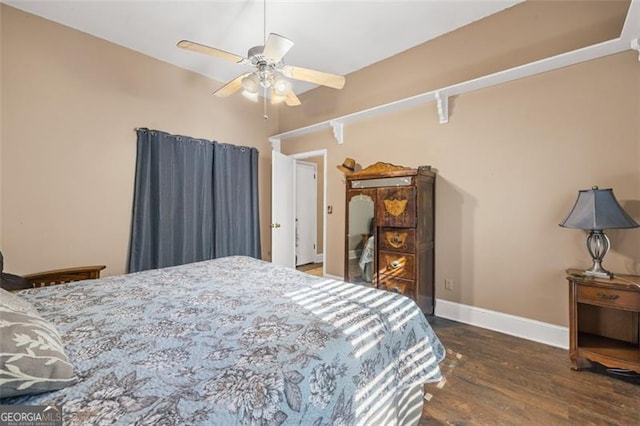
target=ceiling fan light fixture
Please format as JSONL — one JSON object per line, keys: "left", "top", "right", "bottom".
{"left": 258, "top": 71, "right": 272, "bottom": 88}
{"left": 271, "top": 94, "right": 286, "bottom": 105}
{"left": 241, "top": 90, "right": 259, "bottom": 102}
{"left": 273, "top": 78, "right": 291, "bottom": 96}
{"left": 241, "top": 74, "right": 260, "bottom": 94}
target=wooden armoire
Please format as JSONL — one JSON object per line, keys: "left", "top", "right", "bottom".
{"left": 344, "top": 162, "right": 435, "bottom": 314}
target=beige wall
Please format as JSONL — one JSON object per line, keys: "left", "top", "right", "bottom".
{"left": 280, "top": 1, "right": 640, "bottom": 327}
{"left": 0, "top": 5, "right": 277, "bottom": 276}
{"left": 2, "top": 2, "right": 638, "bottom": 330}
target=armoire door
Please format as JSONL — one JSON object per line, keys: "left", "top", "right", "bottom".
{"left": 345, "top": 188, "right": 376, "bottom": 284}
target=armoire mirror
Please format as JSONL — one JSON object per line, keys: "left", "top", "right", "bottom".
{"left": 346, "top": 193, "right": 375, "bottom": 284}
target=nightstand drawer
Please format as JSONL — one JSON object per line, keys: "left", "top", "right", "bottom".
{"left": 378, "top": 251, "right": 415, "bottom": 280}
{"left": 577, "top": 285, "right": 640, "bottom": 310}
{"left": 378, "top": 228, "right": 415, "bottom": 252}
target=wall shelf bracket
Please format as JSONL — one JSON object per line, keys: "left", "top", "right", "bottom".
{"left": 269, "top": 137, "right": 281, "bottom": 152}
{"left": 631, "top": 38, "right": 640, "bottom": 61}
{"left": 329, "top": 120, "right": 344, "bottom": 144}
{"left": 435, "top": 91, "right": 449, "bottom": 124}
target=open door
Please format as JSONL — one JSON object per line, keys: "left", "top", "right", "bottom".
{"left": 271, "top": 150, "right": 296, "bottom": 268}
{"left": 295, "top": 161, "right": 317, "bottom": 266}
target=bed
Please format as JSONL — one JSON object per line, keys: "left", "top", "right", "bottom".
{"left": 1, "top": 256, "right": 445, "bottom": 425}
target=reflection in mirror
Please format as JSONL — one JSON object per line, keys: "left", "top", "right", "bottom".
{"left": 347, "top": 194, "right": 375, "bottom": 284}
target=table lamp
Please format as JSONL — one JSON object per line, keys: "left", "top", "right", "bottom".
{"left": 559, "top": 186, "right": 638, "bottom": 279}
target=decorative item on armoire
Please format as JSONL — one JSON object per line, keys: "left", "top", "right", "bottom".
{"left": 336, "top": 157, "right": 357, "bottom": 175}
{"left": 559, "top": 186, "right": 639, "bottom": 279}
{"left": 343, "top": 162, "right": 436, "bottom": 314}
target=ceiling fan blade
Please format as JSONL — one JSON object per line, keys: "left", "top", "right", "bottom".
{"left": 213, "top": 73, "right": 252, "bottom": 97}
{"left": 285, "top": 91, "right": 301, "bottom": 107}
{"left": 262, "top": 33, "right": 294, "bottom": 62}
{"left": 282, "top": 65, "right": 345, "bottom": 90}
{"left": 177, "top": 40, "right": 244, "bottom": 63}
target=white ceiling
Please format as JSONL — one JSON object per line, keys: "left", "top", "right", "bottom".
{"left": 4, "top": 0, "right": 523, "bottom": 93}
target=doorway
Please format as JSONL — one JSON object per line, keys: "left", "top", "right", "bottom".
{"left": 291, "top": 150, "right": 327, "bottom": 277}
{"left": 271, "top": 148, "right": 327, "bottom": 275}
{"left": 295, "top": 161, "right": 317, "bottom": 266}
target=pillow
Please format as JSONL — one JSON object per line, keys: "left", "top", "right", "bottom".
{"left": 0, "top": 272, "right": 31, "bottom": 291}
{"left": 0, "top": 251, "right": 31, "bottom": 291}
{"left": 0, "top": 288, "right": 38, "bottom": 315}
{"left": 0, "top": 293, "right": 77, "bottom": 399}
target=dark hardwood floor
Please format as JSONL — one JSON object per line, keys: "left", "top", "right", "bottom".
{"left": 421, "top": 317, "right": 640, "bottom": 425}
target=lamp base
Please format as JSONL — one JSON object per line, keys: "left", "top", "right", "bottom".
{"left": 583, "top": 268, "right": 613, "bottom": 279}
{"left": 584, "top": 231, "right": 614, "bottom": 279}
{"left": 584, "top": 266, "right": 613, "bottom": 280}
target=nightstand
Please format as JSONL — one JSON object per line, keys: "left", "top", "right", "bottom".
{"left": 566, "top": 269, "right": 640, "bottom": 373}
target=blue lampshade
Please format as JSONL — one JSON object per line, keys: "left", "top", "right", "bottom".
{"left": 559, "top": 186, "right": 638, "bottom": 230}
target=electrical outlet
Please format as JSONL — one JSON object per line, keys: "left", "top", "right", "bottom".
{"left": 444, "top": 278, "right": 453, "bottom": 291}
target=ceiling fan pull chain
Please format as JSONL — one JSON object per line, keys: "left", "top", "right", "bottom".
{"left": 263, "top": 87, "right": 268, "bottom": 120}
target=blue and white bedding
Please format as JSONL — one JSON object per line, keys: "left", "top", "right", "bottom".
{"left": 5, "top": 256, "right": 445, "bottom": 425}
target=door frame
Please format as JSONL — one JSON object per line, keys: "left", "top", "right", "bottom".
{"left": 290, "top": 149, "right": 327, "bottom": 277}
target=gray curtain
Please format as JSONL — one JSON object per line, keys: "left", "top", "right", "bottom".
{"left": 128, "top": 129, "right": 261, "bottom": 273}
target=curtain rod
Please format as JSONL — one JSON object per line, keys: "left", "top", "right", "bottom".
{"left": 132, "top": 128, "right": 259, "bottom": 152}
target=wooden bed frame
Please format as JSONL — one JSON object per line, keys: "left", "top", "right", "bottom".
{"left": 23, "top": 265, "right": 106, "bottom": 288}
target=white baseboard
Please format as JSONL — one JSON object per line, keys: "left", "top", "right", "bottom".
{"left": 435, "top": 299, "right": 569, "bottom": 349}
{"left": 315, "top": 253, "right": 324, "bottom": 263}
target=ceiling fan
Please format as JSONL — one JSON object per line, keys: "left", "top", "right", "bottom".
{"left": 177, "top": 33, "right": 346, "bottom": 106}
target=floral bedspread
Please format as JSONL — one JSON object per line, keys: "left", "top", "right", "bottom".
{"left": 5, "top": 256, "right": 445, "bottom": 425}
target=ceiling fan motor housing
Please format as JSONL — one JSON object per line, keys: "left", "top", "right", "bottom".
{"left": 248, "top": 45, "right": 264, "bottom": 60}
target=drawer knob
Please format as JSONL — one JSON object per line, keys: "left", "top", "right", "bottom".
{"left": 389, "top": 260, "right": 402, "bottom": 269}
{"left": 386, "top": 232, "right": 408, "bottom": 249}
{"left": 596, "top": 292, "right": 619, "bottom": 301}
